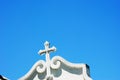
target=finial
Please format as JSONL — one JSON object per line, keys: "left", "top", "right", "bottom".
{"left": 38, "top": 41, "right": 56, "bottom": 78}
{"left": 44, "top": 41, "right": 50, "bottom": 46}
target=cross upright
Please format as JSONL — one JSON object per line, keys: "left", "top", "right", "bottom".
{"left": 38, "top": 41, "right": 56, "bottom": 78}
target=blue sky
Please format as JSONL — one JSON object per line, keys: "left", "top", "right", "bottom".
{"left": 0, "top": 0, "right": 120, "bottom": 80}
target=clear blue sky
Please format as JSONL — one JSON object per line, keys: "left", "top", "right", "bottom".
{"left": 0, "top": 0, "right": 120, "bottom": 80}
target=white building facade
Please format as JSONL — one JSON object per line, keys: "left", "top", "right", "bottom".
{"left": 20, "top": 41, "right": 92, "bottom": 80}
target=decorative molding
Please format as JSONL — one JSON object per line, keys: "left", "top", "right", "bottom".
{"left": 51, "top": 56, "right": 92, "bottom": 80}
{"left": 19, "top": 41, "right": 92, "bottom": 80}
{"left": 19, "top": 56, "right": 92, "bottom": 80}
{"left": 19, "top": 60, "right": 46, "bottom": 80}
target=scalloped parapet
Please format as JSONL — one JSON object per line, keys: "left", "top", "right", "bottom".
{"left": 19, "top": 56, "right": 92, "bottom": 80}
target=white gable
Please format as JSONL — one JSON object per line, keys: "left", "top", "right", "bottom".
{"left": 19, "top": 56, "right": 92, "bottom": 80}
{"left": 19, "top": 41, "right": 92, "bottom": 80}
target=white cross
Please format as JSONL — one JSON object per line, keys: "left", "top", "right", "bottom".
{"left": 38, "top": 41, "right": 56, "bottom": 78}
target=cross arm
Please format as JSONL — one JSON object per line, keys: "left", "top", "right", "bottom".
{"left": 38, "top": 50, "right": 46, "bottom": 55}
{"left": 38, "top": 46, "right": 56, "bottom": 55}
